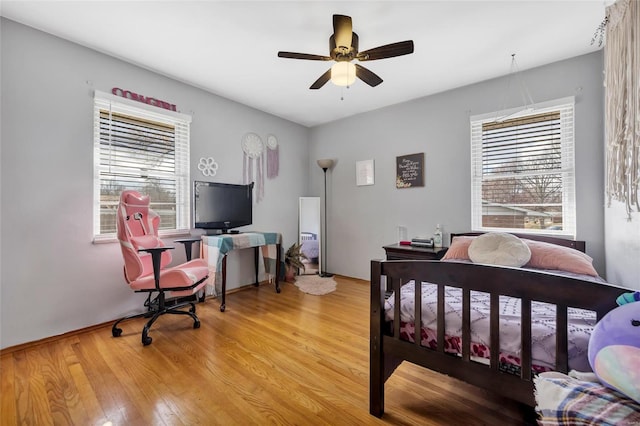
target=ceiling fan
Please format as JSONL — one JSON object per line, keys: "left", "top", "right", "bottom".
{"left": 277, "top": 14, "right": 414, "bottom": 90}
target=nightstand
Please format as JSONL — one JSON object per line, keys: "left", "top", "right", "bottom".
{"left": 382, "top": 243, "right": 448, "bottom": 261}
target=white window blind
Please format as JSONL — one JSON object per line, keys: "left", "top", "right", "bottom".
{"left": 470, "top": 98, "right": 576, "bottom": 237}
{"left": 93, "top": 91, "right": 191, "bottom": 241}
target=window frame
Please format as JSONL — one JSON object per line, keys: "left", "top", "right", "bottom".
{"left": 470, "top": 97, "right": 576, "bottom": 237}
{"left": 92, "top": 90, "right": 192, "bottom": 242}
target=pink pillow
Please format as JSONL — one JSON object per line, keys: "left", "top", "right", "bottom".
{"left": 130, "top": 235, "right": 162, "bottom": 251}
{"left": 523, "top": 239, "right": 598, "bottom": 276}
{"left": 441, "top": 236, "right": 475, "bottom": 261}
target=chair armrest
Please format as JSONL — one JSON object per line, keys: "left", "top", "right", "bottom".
{"left": 139, "top": 247, "right": 175, "bottom": 290}
{"left": 174, "top": 237, "right": 202, "bottom": 261}
{"left": 138, "top": 247, "right": 175, "bottom": 254}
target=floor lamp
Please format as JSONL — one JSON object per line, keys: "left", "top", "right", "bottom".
{"left": 317, "top": 159, "right": 334, "bottom": 278}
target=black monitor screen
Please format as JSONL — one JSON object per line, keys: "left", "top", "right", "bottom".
{"left": 193, "top": 181, "right": 253, "bottom": 232}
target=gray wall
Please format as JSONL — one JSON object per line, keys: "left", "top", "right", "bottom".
{"left": 605, "top": 202, "right": 640, "bottom": 289}
{"left": 0, "top": 19, "right": 309, "bottom": 349}
{"left": 310, "top": 51, "right": 606, "bottom": 281}
{"left": 1, "top": 18, "right": 623, "bottom": 350}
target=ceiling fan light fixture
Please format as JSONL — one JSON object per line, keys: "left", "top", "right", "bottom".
{"left": 330, "top": 62, "right": 356, "bottom": 86}
{"left": 278, "top": 14, "right": 413, "bottom": 90}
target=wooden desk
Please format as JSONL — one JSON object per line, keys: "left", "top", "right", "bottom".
{"left": 201, "top": 232, "right": 281, "bottom": 312}
{"left": 383, "top": 243, "right": 448, "bottom": 261}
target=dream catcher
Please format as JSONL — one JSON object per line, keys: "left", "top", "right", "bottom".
{"left": 242, "top": 132, "right": 264, "bottom": 202}
{"left": 266, "top": 134, "right": 279, "bottom": 179}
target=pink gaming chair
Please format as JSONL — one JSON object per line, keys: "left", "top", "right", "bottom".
{"left": 112, "top": 190, "right": 209, "bottom": 345}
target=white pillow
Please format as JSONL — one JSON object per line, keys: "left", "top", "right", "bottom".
{"left": 468, "top": 233, "right": 531, "bottom": 267}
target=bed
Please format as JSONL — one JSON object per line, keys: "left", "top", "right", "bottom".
{"left": 370, "top": 232, "right": 629, "bottom": 417}
{"left": 300, "top": 232, "right": 319, "bottom": 263}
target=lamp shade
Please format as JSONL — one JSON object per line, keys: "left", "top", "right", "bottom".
{"left": 330, "top": 62, "right": 356, "bottom": 87}
{"left": 317, "top": 159, "right": 334, "bottom": 170}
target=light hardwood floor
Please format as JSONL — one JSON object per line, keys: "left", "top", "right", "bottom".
{"left": 1, "top": 276, "right": 535, "bottom": 425}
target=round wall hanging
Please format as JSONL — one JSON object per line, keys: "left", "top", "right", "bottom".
{"left": 266, "top": 134, "right": 278, "bottom": 150}
{"left": 241, "top": 132, "right": 264, "bottom": 159}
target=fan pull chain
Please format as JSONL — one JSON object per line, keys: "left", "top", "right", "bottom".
{"left": 341, "top": 63, "right": 353, "bottom": 100}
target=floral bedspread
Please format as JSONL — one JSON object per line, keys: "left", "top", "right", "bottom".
{"left": 384, "top": 281, "right": 598, "bottom": 371}
{"left": 301, "top": 239, "right": 319, "bottom": 261}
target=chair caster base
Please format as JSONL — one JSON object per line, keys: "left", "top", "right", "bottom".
{"left": 112, "top": 297, "right": 204, "bottom": 345}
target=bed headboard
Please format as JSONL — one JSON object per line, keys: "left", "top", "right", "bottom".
{"left": 300, "top": 232, "right": 317, "bottom": 241}
{"left": 450, "top": 232, "right": 586, "bottom": 253}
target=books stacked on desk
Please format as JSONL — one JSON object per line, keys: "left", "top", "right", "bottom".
{"left": 410, "top": 237, "right": 434, "bottom": 248}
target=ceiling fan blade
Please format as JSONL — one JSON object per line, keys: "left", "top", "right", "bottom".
{"left": 278, "top": 51, "right": 332, "bottom": 61}
{"left": 333, "top": 14, "right": 353, "bottom": 49}
{"left": 355, "top": 64, "right": 383, "bottom": 87}
{"left": 356, "top": 40, "right": 414, "bottom": 61}
{"left": 310, "top": 69, "right": 332, "bottom": 89}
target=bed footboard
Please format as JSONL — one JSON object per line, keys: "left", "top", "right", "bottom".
{"left": 369, "top": 259, "right": 627, "bottom": 417}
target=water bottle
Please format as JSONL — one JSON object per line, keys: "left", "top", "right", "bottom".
{"left": 434, "top": 224, "right": 443, "bottom": 248}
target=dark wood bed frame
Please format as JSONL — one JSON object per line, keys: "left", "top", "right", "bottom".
{"left": 370, "top": 232, "right": 629, "bottom": 417}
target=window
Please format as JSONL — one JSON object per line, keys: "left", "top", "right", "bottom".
{"left": 93, "top": 91, "right": 191, "bottom": 241}
{"left": 470, "top": 97, "right": 575, "bottom": 236}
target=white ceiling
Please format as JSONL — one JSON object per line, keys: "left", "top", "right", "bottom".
{"left": 1, "top": 1, "right": 607, "bottom": 127}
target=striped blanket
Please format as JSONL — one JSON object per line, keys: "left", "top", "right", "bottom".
{"left": 200, "top": 232, "right": 281, "bottom": 296}
{"left": 535, "top": 371, "right": 640, "bottom": 425}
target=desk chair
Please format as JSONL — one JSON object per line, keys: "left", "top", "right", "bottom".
{"left": 112, "top": 190, "right": 208, "bottom": 345}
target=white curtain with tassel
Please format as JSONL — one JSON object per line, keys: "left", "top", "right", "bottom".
{"left": 605, "top": 0, "right": 640, "bottom": 219}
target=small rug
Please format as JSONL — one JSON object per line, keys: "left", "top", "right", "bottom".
{"left": 294, "top": 275, "right": 337, "bottom": 295}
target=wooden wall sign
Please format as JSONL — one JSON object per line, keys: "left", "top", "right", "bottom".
{"left": 396, "top": 153, "right": 424, "bottom": 188}
{"left": 111, "top": 87, "right": 177, "bottom": 111}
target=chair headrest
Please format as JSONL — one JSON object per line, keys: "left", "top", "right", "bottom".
{"left": 120, "top": 190, "right": 150, "bottom": 214}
